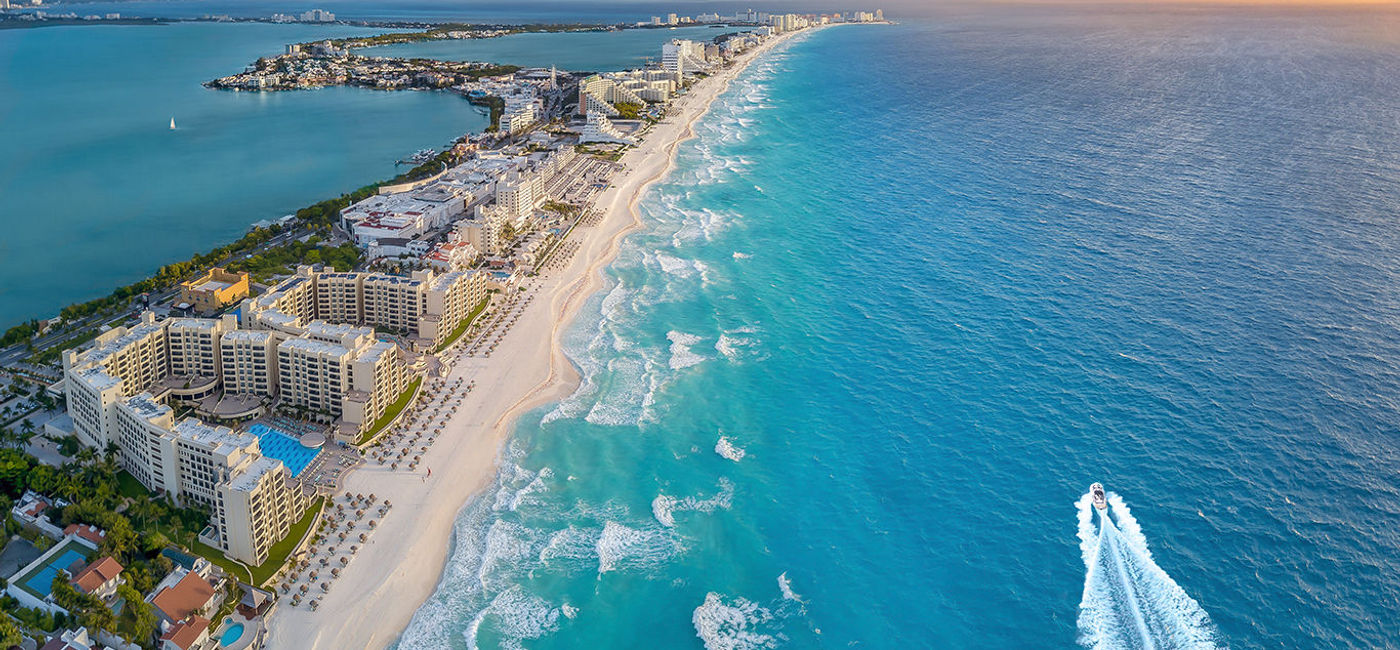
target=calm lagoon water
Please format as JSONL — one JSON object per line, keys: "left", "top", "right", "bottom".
{"left": 0, "top": 22, "right": 488, "bottom": 327}
{"left": 363, "top": 25, "right": 737, "bottom": 71}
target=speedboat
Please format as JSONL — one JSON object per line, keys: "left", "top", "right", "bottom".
{"left": 1091, "top": 482, "right": 1107, "bottom": 511}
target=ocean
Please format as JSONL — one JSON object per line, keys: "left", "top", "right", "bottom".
{"left": 397, "top": 8, "right": 1400, "bottom": 650}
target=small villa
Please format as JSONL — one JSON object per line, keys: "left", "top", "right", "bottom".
{"left": 69, "top": 556, "right": 124, "bottom": 600}
{"left": 159, "top": 614, "right": 212, "bottom": 650}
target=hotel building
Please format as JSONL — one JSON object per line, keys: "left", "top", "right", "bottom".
{"left": 177, "top": 267, "right": 250, "bottom": 315}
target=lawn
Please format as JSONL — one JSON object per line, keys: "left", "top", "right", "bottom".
{"left": 114, "top": 471, "right": 147, "bottom": 500}
{"left": 431, "top": 298, "right": 489, "bottom": 354}
{"left": 191, "top": 496, "right": 325, "bottom": 587}
{"left": 356, "top": 378, "right": 422, "bottom": 446}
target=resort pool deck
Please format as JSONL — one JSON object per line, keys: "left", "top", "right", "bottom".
{"left": 246, "top": 424, "right": 321, "bottom": 477}
{"left": 220, "top": 621, "right": 245, "bottom": 646}
{"left": 213, "top": 614, "right": 259, "bottom": 650}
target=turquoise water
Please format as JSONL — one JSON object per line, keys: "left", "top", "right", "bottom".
{"left": 219, "top": 621, "right": 245, "bottom": 646}
{"left": 399, "top": 9, "right": 1400, "bottom": 650}
{"left": 364, "top": 26, "right": 738, "bottom": 71}
{"left": 247, "top": 424, "right": 320, "bottom": 476}
{"left": 23, "top": 547, "right": 89, "bottom": 597}
{"left": 0, "top": 22, "right": 488, "bottom": 329}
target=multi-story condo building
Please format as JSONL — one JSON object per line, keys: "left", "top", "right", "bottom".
{"left": 220, "top": 330, "right": 279, "bottom": 397}
{"left": 315, "top": 271, "right": 364, "bottom": 325}
{"left": 494, "top": 170, "right": 545, "bottom": 221}
{"left": 166, "top": 317, "right": 232, "bottom": 381}
{"left": 362, "top": 273, "right": 428, "bottom": 335}
{"left": 248, "top": 266, "right": 487, "bottom": 350}
{"left": 662, "top": 39, "right": 710, "bottom": 79}
{"left": 87, "top": 387, "right": 308, "bottom": 565}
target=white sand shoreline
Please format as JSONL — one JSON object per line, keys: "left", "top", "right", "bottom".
{"left": 263, "top": 28, "right": 805, "bottom": 650}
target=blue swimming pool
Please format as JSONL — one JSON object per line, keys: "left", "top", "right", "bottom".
{"left": 23, "top": 547, "right": 89, "bottom": 597}
{"left": 246, "top": 424, "right": 320, "bottom": 477}
{"left": 219, "top": 621, "right": 245, "bottom": 647}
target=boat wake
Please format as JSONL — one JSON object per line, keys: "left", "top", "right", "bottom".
{"left": 1076, "top": 491, "right": 1220, "bottom": 650}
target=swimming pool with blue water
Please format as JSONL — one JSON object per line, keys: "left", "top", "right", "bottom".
{"left": 246, "top": 424, "right": 320, "bottom": 477}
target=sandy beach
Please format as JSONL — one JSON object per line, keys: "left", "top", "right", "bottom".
{"left": 263, "top": 29, "right": 801, "bottom": 650}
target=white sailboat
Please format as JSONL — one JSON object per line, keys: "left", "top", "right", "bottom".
{"left": 169, "top": 117, "right": 176, "bottom": 130}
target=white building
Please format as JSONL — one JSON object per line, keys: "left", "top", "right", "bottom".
{"left": 579, "top": 111, "right": 634, "bottom": 145}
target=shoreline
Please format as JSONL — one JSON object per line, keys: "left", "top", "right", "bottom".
{"left": 263, "top": 27, "right": 805, "bottom": 650}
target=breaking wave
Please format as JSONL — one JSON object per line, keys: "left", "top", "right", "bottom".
{"left": 651, "top": 477, "right": 735, "bottom": 527}
{"left": 715, "top": 436, "right": 747, "bottom": 462}
{"left": 692, "top": 593, "right": 777, "bottom": 650}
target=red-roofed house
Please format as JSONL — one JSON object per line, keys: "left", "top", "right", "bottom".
{"left": 149, "top": 570, "right": 218, "bottom": 626}
{"left": 69, "top": 556, "right": 123, "bottom": 600}
{"left": 62, "top": 524, "right": 106, "bottom": 548}
{"left": 158, "top": 615, "right": 210, "bottom": 650}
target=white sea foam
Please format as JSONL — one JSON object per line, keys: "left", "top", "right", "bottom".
{"left": 538, "top": 525, "right": 600, "bottom": 565}
{"left": 561, "top": 602, "right": 579, "bottom": 619}
{"left": 733, "top": 252, "right": 752, "bottom": 259}
{"left": 715, "top": 436, "right": 747, "bottom": 462}
{"left": 465, "top": 585, "right": 561, "bottom": 650}
{"left": 668, "top": 331, "right": 707, "bottom": 370}
{"left": 692, "top": 593, "right": 777, "bottom": 650}
{"left": 716, "top": 327, "right": 764, "bottom": 362}
{"left": 652, "top": 478, "right": 735, "bottom": 527}
{"left": 477, "top": 520, "right": 537, "bottom": 592}
{"left": 595, "top": 520, "right": 679, "bottom": 573}
{"left": 1076, "top": 491, "right": 1220, "bottom": 650}
{"left": 777, "top": 573, "right": 801, "bottom": 602}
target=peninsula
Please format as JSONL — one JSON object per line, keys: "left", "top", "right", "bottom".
{"left": 0, "top": 9, "right": 887, "bottom": 650}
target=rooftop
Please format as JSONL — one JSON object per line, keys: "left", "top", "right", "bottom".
{"left": 221, "top": 329, "right": 275, "bottom": 343}
{"left": 150, "top": 571, "right": 216, "bottom": 622}
{"left": 171, "top": 418, "right": 258, "bottom": 455}
{"left": 226, "top": 455, "right": 287, "bottom": 492}
{"left": 70, "top": 556, "right": 122, "bottom": 594}
{"left": 123, "top": 393, "right": 171, "bottom": 420}
{"left": 159, "top": 615, "right": 211, "bottom": 650}
{"left": 167, "top": 318, "right": 220, "bottom": 331}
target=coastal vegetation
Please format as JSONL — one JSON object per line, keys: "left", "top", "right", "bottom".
{"left": 613, "top": 102, "right": 644, "bottom": 120}
{"left": 432, "top": 298, "right": 491, "bottom": 354}
{"left": 0, "top": 446, "right": 218, "bottom": 644}
{"left": 310, "top": 23, "right": 609, "bottom": 50}
{"left": 192, "top": 496, "right": 324, "bottom": 586}
{"left": 357, "top": 378, "right": 423, "bottom": 446}
{"left": 470, "top": 95, "right": 507, "bottom": 132}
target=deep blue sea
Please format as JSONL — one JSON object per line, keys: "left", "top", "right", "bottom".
{"left": 397, "top": 8, "right": 1400, "bottom": 650}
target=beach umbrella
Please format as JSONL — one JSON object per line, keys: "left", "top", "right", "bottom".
{"left": 340, "top": 557, "right": 348, "bottom": 566}
{"left": 369, "top": 520, "right": 377, "bottom": 529}
{"left": 321, "top": 582, "right": 329, "bottom": 592}
{"left": 300, "top": 584, "right": 309, "bottom": 593}
{"left": 359, "top": 533, "right": 368, "bottom": 542}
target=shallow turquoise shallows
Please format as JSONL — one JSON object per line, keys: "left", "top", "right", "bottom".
{"left": 0, "top": 22, "right": 487, "bottom": 328}
{"left": 398, "top": 9, "right": 1400, "bottom": 650}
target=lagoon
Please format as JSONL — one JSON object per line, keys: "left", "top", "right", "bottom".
{"left": 0, "top": 22, "right": 488, "bottom": 329}
{"left": 363, "top": 25, "right": 736, "bottom": 71}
